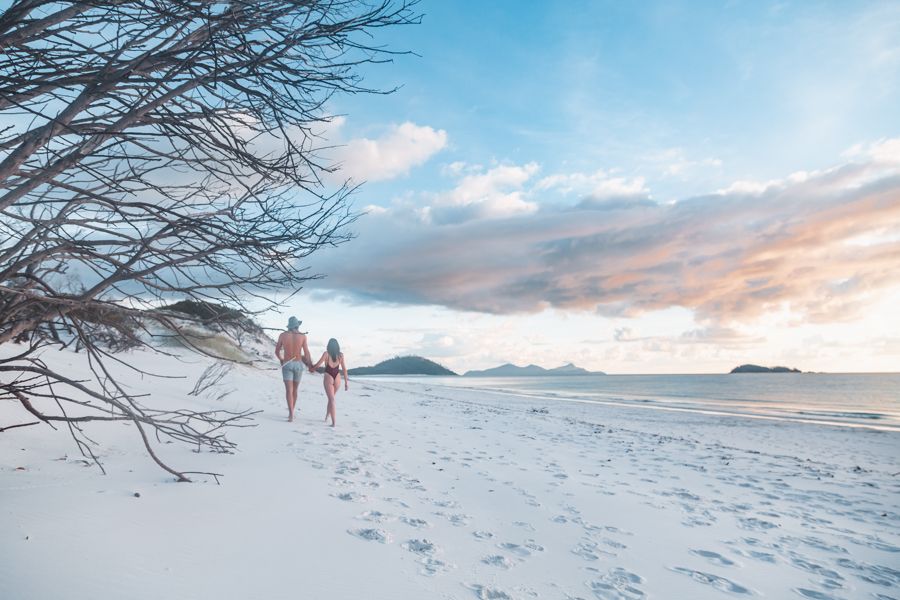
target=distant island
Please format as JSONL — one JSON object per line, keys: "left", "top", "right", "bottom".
{"left": 349, "top": 355, "right": 457, "bottom": 376}
{"left": 730, "top": 364, "right": 802, "bottom": 373}
{"left": 464, "top": 363, "right": 605, "bottom": 377}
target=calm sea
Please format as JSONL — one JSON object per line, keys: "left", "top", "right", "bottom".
{"left": 369, "top": 373, "right": 900, "bottom": 432}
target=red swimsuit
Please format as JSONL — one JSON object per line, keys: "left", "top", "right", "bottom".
{"left": 324, "top": 359, "right": 340, "bottom": 378}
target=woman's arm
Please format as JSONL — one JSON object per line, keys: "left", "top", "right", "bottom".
{"left": 340, "top": 354, "right": 349, "bottom": 390}
{"left": 309, "top": 351, "right": 326, "bottom": 372}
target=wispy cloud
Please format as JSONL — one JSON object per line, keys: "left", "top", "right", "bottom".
{"left": 536, "top": 169, "right": 649, "bottom": 198}
{"left": 312, "top": 140, "right": 900, "bottom": 325}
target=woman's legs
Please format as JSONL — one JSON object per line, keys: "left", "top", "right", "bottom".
{"left": 329, "top": 375, "right": 341, "bottom": 426}
{"left": 323, "top": 374, "right": 337, "bottom": 426}
{"left": 323, "top": 373, "right": 341, "bottom": 427}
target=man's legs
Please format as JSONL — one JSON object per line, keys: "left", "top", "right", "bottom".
{"left": 292, "top": 380, "right": 301, "bottom": 413}
{"left": 284, "top": 379, "right": 295, "bottom": 421}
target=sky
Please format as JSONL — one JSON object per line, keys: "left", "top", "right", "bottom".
{"left": 263, "top": 0, "right": 900, "bottom": 374}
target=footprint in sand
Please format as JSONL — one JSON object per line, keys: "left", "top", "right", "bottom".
{"left": 435, "top": 511, "right": 471, "bottom": 527}
{"left": 466, "top": 583, "right": 513, "bottom": 599}
{"left": 356, "top": 510, "right": 395, "bottom": 523}
{"left": 670, "top": 567, "right": 752, "bottom": 595}
{"left": 683, "top": 512, "right": 717, "bottom": 527}
{"left": 601, "top": 537, "right": 627, "bottom": 550}
{"left": 786, "top": 552, "right": 843, "bottom": 580}
{"left": 472, "top": 530, "right": 495, "bottom": 540}
{"left": 738, "top": 517, "right": 779, "bottom": 531}
{"left": 586, "top": 567, "right": 645, "bottom": 599}
{"left": 334, "top": 462, "right": 361, "bottom": 476}
{"left": 690, "top": 549, "right": 736, "bottom": 566}
{"left": 481, "top": 554, "right": 515, "bottom": 569}
{"left": 419, "top": 557, "right": 454, "bottom": 576}
{"left": 781, "top": 535, "right": 848, "bottom": 555}
{"left": 347, "top": 528, "right": 392, "bottom": 544}
{"left": 604, "top": 526, "right": 632, "bottom": 536}
{"left": 739, "top": 549, "right": 777, "bottom": 563}
{"left": 725, "top": 538, "right": 779, "bottom": 564}
{"left": 793, "top": 589, "right": 846, "bottom": 600}
{"left": 403, "top": 538, "right": 438, "bottom": 556}
{"left": 848, "top": 534, "right": 900, "bottom": 554}
{"left": 383, "top": 497, "right": 411, "bottom": 509}
{"left": 498, "top": 542, "right": 531, "bottom": 557}
{"left": 403, "top": 539, "right": 453, "bottom": 576}
{"left": 571, "top": 540, "right": 604, "bottom": 561}
{"left": 332, "top": 491, "right": 367, "bottom": 502}
{"left": 399, "top": 516, "right": 431, "bottom": 529}
{"left": 835, "top": 557, "right": 900, "bottom": 587}
{"left": 497, "top": 539, "right": 544, "bottom": 558}
{"left": 433, "top": 499, "right": 460, "bottom": 509}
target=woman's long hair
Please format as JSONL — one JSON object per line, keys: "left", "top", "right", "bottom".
{"left": 327, "top": 338, "right": 340, "bottom": 362}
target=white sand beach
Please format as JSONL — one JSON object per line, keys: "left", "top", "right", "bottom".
{"left": 2, "top": 347, "right": 898, "bottom": 600}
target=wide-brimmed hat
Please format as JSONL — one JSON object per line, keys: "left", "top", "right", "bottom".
{"left": 287, "top": 316, "right": 301, "bottom": 330}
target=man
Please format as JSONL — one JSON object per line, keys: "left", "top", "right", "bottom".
{"left": 274, "top": 316, "right": 311, "bottom": 422}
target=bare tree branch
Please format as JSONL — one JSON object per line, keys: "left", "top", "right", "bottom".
{"left": 0, "top": 0, "right": 419, "bottom": 479}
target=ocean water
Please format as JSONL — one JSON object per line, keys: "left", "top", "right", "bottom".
{"left": 371, "top": 373, "right": 900, "bottom": 431}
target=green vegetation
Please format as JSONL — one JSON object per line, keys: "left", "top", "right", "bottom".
{"left": 158, "top": 328, "right": 252, "bottom": 362}
{"left": 156, "top": 300, "right": 247, "bottom": 323}
{"left": 730, "top": 364, "right": 802, "bottom": 373}
{"left": 349, "top": 356, "right": 457, "bottom": 376}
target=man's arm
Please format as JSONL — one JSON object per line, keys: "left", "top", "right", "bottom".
{"left": 302, "top": 336, "right": 312, "bottom": 367}
{"left": 274, "top": 333, "right": 284, "bottom": 364}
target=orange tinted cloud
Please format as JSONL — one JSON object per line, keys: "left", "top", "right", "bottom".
{"left": 314, "top": 150, "right": 900, "bottom": 324}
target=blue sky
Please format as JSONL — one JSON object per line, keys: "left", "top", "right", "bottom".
{"left": 333, "top": 0, "right": 900, "bottom": 200}
{"left": 266, "top": 0, "right": 900, "bottom": 373}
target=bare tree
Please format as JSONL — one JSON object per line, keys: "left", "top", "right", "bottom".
{"left": 0, "top": 0, "right": 418, "bottom": 480}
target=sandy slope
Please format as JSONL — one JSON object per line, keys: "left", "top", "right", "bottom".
{"left": 1, "top": 347, "right": 898, "bottom": 600}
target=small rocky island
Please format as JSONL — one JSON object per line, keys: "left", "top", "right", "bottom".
{"left": 464, "top": 363, "right": 605, "bottom": 377}
{"left": 730, "top": 364, "right": 802, "bottom": 373}
{"left": 349, "top": 355, "right": 457, "bottom": 376}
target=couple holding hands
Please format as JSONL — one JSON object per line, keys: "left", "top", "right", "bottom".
{"left": 275, "top": 316, "right": 347, "bottom": 426}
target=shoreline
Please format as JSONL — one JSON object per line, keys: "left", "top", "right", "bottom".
{"left": 360, "top": 374, "right": 900, "bottom": 433}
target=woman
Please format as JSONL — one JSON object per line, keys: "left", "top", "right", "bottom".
{"left": 310, "top": 338, "right": 348, "bottom": 427}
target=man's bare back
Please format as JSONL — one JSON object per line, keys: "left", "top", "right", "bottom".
{"left": 276, "top": 331, "right": 309, "bottom": 364}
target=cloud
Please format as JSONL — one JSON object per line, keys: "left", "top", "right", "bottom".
{"left": 427, "top": 162, "right": 540, "bottom": 224}
{"left": 613, "top": 327, "right": 637, "bottom": 342}
{"left": 328, "top": 121, "right": 447, "bottom": 182}
{"left": 311, "top": 141, "right": 900, "bottom": 324}
{"left": 400, "top": 332, "right": 459, "bottom": 358}
{"left": 642, "top": 148, "right": 723, "bottom": 178}
{"left": 537, "top": 169, "right": 650, "bottom": 201}
{"left": 865, "top": 138, "right": 900, "bottom": 165}
{"left": 678, "top": 326, "right": 764, "bottom": 346}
